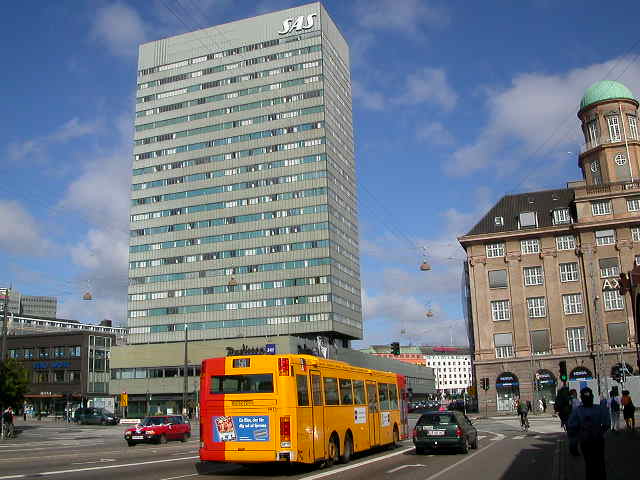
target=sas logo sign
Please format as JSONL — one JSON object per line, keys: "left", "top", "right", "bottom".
{"left": 278, "top": 13, "right": 317, "bottom": 35}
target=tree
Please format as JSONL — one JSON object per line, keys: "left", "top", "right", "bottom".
{"left": 0, "top": 359, "right": 29, "bottom": 409}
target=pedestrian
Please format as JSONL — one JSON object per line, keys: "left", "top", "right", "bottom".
{"left": 609, "top": 390, "right": 620, "bottom": 432}
{"left": 570, "top": 389, "right": 581, "bottom": 409}
{"left": 555, "top": 386, "right": 572, "bottom": 430}
{"left": 567, "top": 387, "right": 610, "bottom": 480}
{"left": 621, "top": 390, "right": 636, "bottom": 431}
{"left": 542, "top": 397, "right": 547, "bottom": 413}
{"left": 526, "top": 400, "right": 532, "bottom": 413}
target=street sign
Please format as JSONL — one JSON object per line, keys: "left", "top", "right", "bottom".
{"left": 120, "top": 393, "right": 128, "bottom": 407}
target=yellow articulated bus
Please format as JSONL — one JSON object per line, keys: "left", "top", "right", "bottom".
{"left": 199, "top": 354, "right": 409, "bottom": 465}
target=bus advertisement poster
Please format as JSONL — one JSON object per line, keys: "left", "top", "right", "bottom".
{"left": 213, "top": 415, "right": 270, "bottom": 442}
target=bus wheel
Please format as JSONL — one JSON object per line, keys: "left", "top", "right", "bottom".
{"left": 326, "top": 434, "right": 339, "bottom": 466}
{"left": 340, "top": 435, "right": 352, "bottom": 464}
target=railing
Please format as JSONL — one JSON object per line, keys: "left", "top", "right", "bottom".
{"left": 579, "top": 134, "right": 639, "bottom": 154}
{"left": 573, "top": 179, "right": 640, "bottom": 197}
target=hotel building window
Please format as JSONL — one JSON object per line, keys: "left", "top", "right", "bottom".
{"left": 556, "top": 235, "right": 576, "bottom": 250}
{"left": 599, "top": 258, "right": 619, "bottom": 278}
{"left": 523, "top": 266, "right": 544, "bottom": 286}
{"left": 553, "top": 208, "right": 571, "bottom": 225}
{"left": 488, "top": 270, "right": 508, "bottom": 289}
{"left": 603, "top": 289, "right": 624, "bottom": 311}
{"left": 521, "top": 238, "right": 540, "bottom": 254}
{"left": 486, "top": 243, "right": 505, "bottom": 258}
{"left": 559, "top": 262, "right": 579, "bottom": 282}
{"left": 632, "top": 227, "right": 640, "bottom": 242}
{"left": 491, "top": 300, "right": 511, "bottom": 321}
{"left": 595, "top": 229, "right": 615, "bottom": 246}
{"left": 628, "top": 198, "right": 640, "bottom": 212}
{"left": 494, "top": 333, "right": 514, "bottom": 358}
{"left": 607, "top": 115, "right": 622, "bottom": 142}
{"left": 562, "top": 293, "right": 583, "bottom": 314}
{"left": 629, "top": 115, "right": 638, "bottom": 139}
{"left": 592, "top": 200, "right": 612, "bottom": 216}
{"left": 530, "top": 330, "right": 550, "bottom": 355}
{"left": 527, "top": 297, "right": 546, "bottom": 318}
{"left": 567, "top": 327, "right": 587, "bottom": 352}
{"left": 607, "top": 322, "right": 628, "bottom": 348}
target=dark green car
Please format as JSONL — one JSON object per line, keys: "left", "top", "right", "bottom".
{"left": 413, "top": 410, "right": 478, "bottom": 454}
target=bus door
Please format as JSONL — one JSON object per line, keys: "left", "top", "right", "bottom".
{"left": 366, "top": 381, "right": 380, "bottom": 447}
{"left": 310, "top": 371, "right": 325, "bottom": 461}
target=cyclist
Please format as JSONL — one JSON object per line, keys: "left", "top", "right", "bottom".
{"left": 2, "top": 407, "right": 15, "bottom": 438}
{"left": 516, "top": 398, "right": 529, "bottom": 431}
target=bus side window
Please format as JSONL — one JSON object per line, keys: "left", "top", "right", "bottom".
{"left": 366, "top": 383, "right": 378, "bottom": 412}
{"left": 339, "top": 379, "right": 353, "bottom": 405}
{"left": 378, "top": 383, "right": 389, "bottom": 411}
{"left": 311, "top": 374, "right": 323, "bottom": 406}
{"left": 323, "top": 377, "right": 340, "bottom": 405}
{"left": 353, "top": 380, "right": 366, "bottom": 405}
{"left": 388, "top": 384, "right": 398, "bottom": 409}
{"left": 296, "top": 374, "right": 309, "bottom": 406}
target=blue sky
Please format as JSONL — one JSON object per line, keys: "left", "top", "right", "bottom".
{"left": 2, "top": 0, "right": 640, "bottom": 348}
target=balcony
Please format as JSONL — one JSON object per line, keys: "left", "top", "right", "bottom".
{"left": 580, "top": 135, "right": 639, "bottom": 154}
{"left": 573, "top": 179, "right": 640, "bottom": 199}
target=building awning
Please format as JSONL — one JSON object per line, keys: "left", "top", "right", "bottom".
{"left": 494, "top": 333, "right": 513, "bottom": 347}
{"left": 599, "top": 257, "right": 618, "bottom": 269}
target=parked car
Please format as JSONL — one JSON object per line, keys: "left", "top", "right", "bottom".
{"left": 123, "top": 415, "right": 191, "bottom": 446}
{"left": 73, "top": 407, "right": 120, "bottom": 425}
{"left": 413, "top": 410, "right": 478, "bottom": 454}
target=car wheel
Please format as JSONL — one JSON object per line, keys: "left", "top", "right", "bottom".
{"left": 181, "top": 432, "right": 191, "bottom": 443}
{"left": 100, "top": 419, "right": 106, "bottom": 426}
{"left": 415, "top": 446, "right": 425, "bottom": 455}
{"left": 158, "top": 434, "right": 167, "bottom": 445}
{"left": 340, "top": 435, "right": 352, "bottom": 464}
{"left": 127, "top": 441, "right": 136, "bottom": 447}
{"left": 460, "top": 437, "right": 469, "bottom": 454}
{"left": 471, "top": 435, "right": 479, "bottom": 449}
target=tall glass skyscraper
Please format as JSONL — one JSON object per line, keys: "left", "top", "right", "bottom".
{"left": 127, "top": 2, "right": 361, "bottom": 347}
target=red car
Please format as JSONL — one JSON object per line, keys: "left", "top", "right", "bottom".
{"left": 124, "top": 415, "right": 191, "bottom": 446}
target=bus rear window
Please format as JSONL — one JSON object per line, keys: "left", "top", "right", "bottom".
{"left": 210, "top": 374, "right": 274, "bottom": 394}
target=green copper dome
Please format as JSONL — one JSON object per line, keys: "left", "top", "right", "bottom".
{"left": 580, "top": 80, "right": 636, "bottom": 110}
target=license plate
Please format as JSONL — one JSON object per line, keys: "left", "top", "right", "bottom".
{"left": 428, "top": 430, "right": 445, "bottom": 436}
{"left": 132, "top": 435, "right": 143, "bottom": 440}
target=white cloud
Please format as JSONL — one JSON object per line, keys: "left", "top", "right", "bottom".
{"left": 355, "top": 0, "right": 449, "bottom": 34}
{"left": 0, "top": 201, "right": 53, "bottom": 256}
{"left": 395, "top": 67, "right": 457, "bottom": 111}
{"left": 352, "top": 80, "right": 386, "bottom": 110}
{"left": 91, "top": 3, "right": 147, "bottom": 59}
{"left": 416, "top": 121, "right": 455, "bottom": 146}
{"left": 446, "top": 57, "right": 640, "bottom": 177}
{"left": 7, "top": 117, "right": 99, "bottom": 164}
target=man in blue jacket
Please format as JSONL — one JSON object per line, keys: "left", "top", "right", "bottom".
{"left": 567, "top": 387, "right": 610, "bottom": 480}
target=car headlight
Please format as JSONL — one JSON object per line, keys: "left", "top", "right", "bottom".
{"left": 146, "top": 430, "right": 155, "bottom": 435}
{"left": 125, "top": 432, "right": 131, "bottom": 436}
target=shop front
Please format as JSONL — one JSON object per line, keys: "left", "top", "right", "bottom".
{"left": 569, "top": 366, "right": 593, "bottom": 381}
{"left": 535, "top": 369, "right": 557, "bottom": 403}
{"left": 496, "top": 372, "right": 520, "bottom": 412}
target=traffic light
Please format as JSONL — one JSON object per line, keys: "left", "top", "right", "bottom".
{"left": 390, "top": 342, "right": 400, "bottom": 355}
{"left": 559, "top": 361, "right": 568, "bottom": 383}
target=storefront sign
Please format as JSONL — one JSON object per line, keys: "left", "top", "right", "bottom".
{"left": 569, "top": 366, "right": 593, "bottom": 380}
{"left": 496, "top": 372, "right": 519, "bottom": 387}
{"left": 33, "top": 361, "right": 70, "bottom": 369}
{"left": 278, "top": 13, "right": 317, "bottom": 35}
{"left": 225, "top": 344, "right": 275, "bottom": 356}
{"left": 213, "top": 415, "right": 270, "bottom": 442}
{"left": 535, "top": 369, "right": 556, "bottom": 386}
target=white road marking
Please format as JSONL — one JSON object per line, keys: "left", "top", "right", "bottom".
{"left": 0, "top": 475, "right": 25, "bottom": 480}
{"left": 300, "top": 446, "right": 414, "bottom": 480}
{"left": 422, "top": 432, "right": 504, "bottom": 480}
{"left": 71, "top": 459, "right": 116, "bottom": 465}
{"left": 477, "top": 435, "right": 487, "bottom": 440}
{"left": 386, "top": 464, "right": 424, "bottom": 473}
{"left": 159, "top": 474, "right": 198, "bottom": 480}
{"left": 512, "top": 435, "right": 525, "bottom": 440}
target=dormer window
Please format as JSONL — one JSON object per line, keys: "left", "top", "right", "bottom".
{"left": 494, "top": 216, "right": 504, "bottom": 227}
{"left": 518, "top": 211, "right": 537, "bottom": 228}
{"left": 553, "top": 208, "right": 571, "bottom": 225}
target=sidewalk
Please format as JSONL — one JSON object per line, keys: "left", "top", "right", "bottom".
{"left": 560, "top": 428, "right": 639, "bottom": 480}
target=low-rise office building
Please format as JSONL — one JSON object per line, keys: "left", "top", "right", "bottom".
{"left": 7, "top": 332, "right": 115, "bottom": 415}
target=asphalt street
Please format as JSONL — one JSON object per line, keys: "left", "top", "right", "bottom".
{"left": 0, "top": 415, "right": 564, "bottom": 480}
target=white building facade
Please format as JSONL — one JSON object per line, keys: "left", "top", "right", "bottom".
{"left": 424, "top": 351, "right": 472, "bottom": 395}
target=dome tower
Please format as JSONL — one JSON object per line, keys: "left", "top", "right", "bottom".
{"left": 578, "top": 81, "right": 639, "bottom": 185}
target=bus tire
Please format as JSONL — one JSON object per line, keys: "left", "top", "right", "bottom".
{"left": 326, "top": 434, "right": 339, "bottom": 466}
{"left": 340, "top": 434, "right": 353, "bottom": 464}
{"left": 389, "top": 425, "right": 399, "bottom": 449}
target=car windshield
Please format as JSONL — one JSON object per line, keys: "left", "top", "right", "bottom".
{"left": 141, "top": 416, "right": 168, "bottom": 426}
{"left": 417, "top": 414, "right": 456, "bottom": 426}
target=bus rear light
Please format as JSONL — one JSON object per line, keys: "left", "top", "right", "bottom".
{"left": 278, "top": 358, "right": 290, "bottom": 376}
{"left": 280, "top": 415, "right": 291, "bottom": 443}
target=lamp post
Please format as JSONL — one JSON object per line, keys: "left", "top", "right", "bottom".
{"left": 182, "top": 324, "right": 188, "bottom": 416}
{"left": 1, "top": 288, "right": 10, "bottom": 362}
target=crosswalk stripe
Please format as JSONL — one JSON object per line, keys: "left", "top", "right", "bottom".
{"left": 513, "top": 435, "right": 525, "bottom": 440}
{"left": 477, "top": 435, "right": 487, "bottom": 440}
